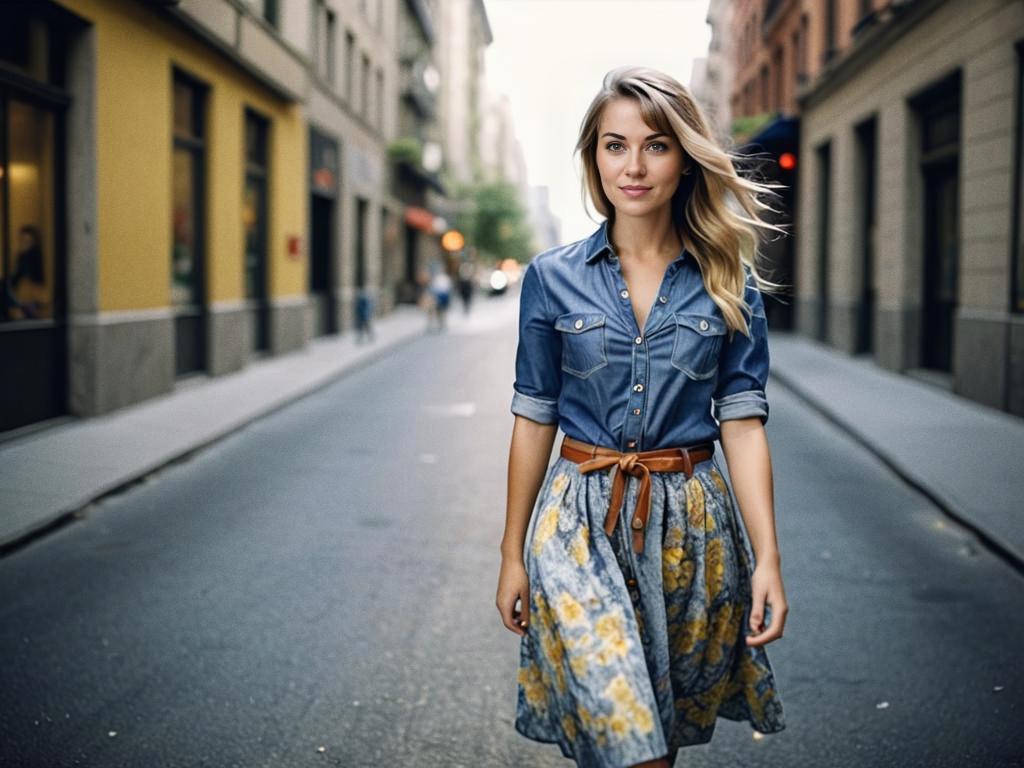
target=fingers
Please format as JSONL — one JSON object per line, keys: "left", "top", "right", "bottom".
{"left": 497, "top": 590, "right": 530, "bottom": 637}
{"left": 749, "top": 588, "right": 766, "bottom": 635}
{"left": 746, "top": 595, "right": 788, "bottom": 647}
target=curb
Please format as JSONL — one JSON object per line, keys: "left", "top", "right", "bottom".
{"left": 769, "top": 368, "right": 1024, "bottom": 579}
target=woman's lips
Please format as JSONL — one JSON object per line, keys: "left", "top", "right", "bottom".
{"left": 620, "top": 186, "right": 651, "bottom": 198}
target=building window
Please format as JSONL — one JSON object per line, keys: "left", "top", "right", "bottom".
{"left": 245, "top": 0, "right": 278, "bottom": 28}
{"left": 799, "top": 14, "right": 809, "bottom": 78}
{"left": 824, "top": 0, "right": 837, "bottom": 63}
{"left": 361, "top": 53, "right": 371, "bottom": 118}
{"left": 314, "top": 0, "right": 336, "bottom": 85}
{"left": 376, "top": 66, "right": 385, "bottom": 129}
{"left": 171, "top": 72, "right": 206, "bottom": 310}
{"left": 770, "top": 46, "right": 778, "bottom": 112}
{"left": 243, "top": 109, "right": 269, "bottom": 307}
{"left": 1, "top": 98, "right": 57, "bottom": 323}
{"left": 1013, "top": 41, "right": 1024, "bottom": 312}
{"left": 344, "top": 30, "right": 355, "bottom": 103}
{"left": 760, "top": 65, "right": 769, "bottom": 112}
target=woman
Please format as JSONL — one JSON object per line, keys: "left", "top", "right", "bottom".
{"left": 496, "top": 66, "right": 789, "bottom": 768}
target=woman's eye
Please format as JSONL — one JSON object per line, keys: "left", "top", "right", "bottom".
{"left": 605, "top": 141, "right": 669, "bottom": 152}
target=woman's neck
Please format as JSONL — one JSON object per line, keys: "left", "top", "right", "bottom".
{"left": 608, "top": 209, "right": 682, "bottom": 263}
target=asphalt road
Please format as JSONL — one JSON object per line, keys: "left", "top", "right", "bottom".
{"left": 1, "top": 295, "right": 1022, "bottom": 767}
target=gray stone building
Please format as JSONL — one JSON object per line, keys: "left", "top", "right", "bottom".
{"left": 795, "top": 0, "right": 1024, "bottom": 416}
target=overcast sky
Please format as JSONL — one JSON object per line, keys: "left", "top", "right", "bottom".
{"left": 481, "top": 0, "right": 712, "bottom": 247}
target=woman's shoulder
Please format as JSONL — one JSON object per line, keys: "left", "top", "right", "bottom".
{"left": 525, "top": 235, "right": 593, "bottom": 281}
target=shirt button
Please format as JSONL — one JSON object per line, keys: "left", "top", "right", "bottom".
{"left": 633, "top": 408, "right": 641, "bottom": 415}
{"left": 634, "top": 336, "right": 642, "bottom": 344}
{"left": 574, "top": 318, "right": 584, "bottom": 330}
{"left": 620, "top": 289, "right": 629, "bottom": 299}
{"left": 626, "top": 440, "right": 637, "bottom": 448}
{"left": 633, "top": 384, "right": 644, "bottom": 392}
{"left": 659, "top": 296, "right": 667, "bottom": 303}
{"left": 699, "top": 319, "right": 709, "bottom": 331}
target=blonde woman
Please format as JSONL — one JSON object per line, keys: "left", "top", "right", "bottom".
{"left": 496, "top": 66, "right": 789, "bottom": 767}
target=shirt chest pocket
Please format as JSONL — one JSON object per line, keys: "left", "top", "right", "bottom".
{"left": 670, "top": 312, "right": 727, "bottom": 380}
{"left": 554, "top": 312, "right": 608, "bottom": 379}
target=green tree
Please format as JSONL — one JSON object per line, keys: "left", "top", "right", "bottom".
{"left": 454, "top": 179, "right": 533, "bottom": 263}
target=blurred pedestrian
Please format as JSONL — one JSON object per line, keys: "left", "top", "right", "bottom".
{"left": 429, "top": 268, "right": 452, "bottom": 333}
{"left": 497, "top": 66, "right": 789, "bottom": 767}
{"left": 457, "top": 258, "right": 475, "bottom": 315}
{"left": 355, "top": 285, "right": 375, "bottom": 344}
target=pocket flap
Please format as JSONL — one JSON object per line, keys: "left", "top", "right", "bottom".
{"left": 673, "top": 312, "right": 726, "bottom": 336}
{"left": 555, "top": 312, "right": 607, "bottom": 334}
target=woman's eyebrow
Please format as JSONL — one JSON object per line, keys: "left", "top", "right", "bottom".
{"left": 601, "top": 132, "right": 669, "bottom": 140}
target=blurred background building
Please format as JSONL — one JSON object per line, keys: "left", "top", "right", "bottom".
{"left": 0, "top": 0, "right": 545, "bottom": 436}
{"left": 699, "top": 0, "right": 1024, "bottom": 417}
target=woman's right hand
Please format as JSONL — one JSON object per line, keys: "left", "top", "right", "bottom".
{"left": 496, "top": 557, "right": 530, "bottom": 637}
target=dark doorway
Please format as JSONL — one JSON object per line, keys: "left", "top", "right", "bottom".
{"left": 243, "top": 108, "right": 270, "bottom": 353}
{"left": 914, "top": 75, "right": 960, "bottom": 372}
{"left": 922, "top": 164, "right": 959, "bottom": 371}
{"left": 310, "top": 194, "right": 336, "bottom": 336}
{"left": 308, "top": 127, "right": 338, "bottom": 337}
{"left": 171, "top": 70, "right": 208, "bottom": 376}
{"left": 815, "top": 141, "right": 831, "bottom": 342}
{"left": 854, "top": 117, "right": 877, "bottom": 355}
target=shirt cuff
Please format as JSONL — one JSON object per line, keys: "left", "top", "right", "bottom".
{"left": 713, "top": 389, "right": 769, "bottom": 424}
{"left": 511, "top": 389, "right": 559, "bottom": 425}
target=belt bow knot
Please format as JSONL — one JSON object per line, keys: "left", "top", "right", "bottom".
{"left": 560, "top": 436, "right": 714, "bottom": 554}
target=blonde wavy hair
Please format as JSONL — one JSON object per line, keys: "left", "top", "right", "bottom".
{"left": 575, "top": 65, "right": 789, "bottom": 338}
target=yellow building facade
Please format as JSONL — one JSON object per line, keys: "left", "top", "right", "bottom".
{"left": 0, "top": 0, "right": 311, "bottom": 432}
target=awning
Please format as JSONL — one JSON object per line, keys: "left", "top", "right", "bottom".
{"left": 404, "top": 206, "right": 436, "bottom": 234}
{"left": 740, "top": 115, "right": 800, "bottom": 154}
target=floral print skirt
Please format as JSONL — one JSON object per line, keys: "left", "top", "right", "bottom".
{"left": 514, "top": 453, "right": 786, "bottom": 767}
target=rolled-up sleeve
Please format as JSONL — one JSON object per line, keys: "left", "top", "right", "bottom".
{"left": 511, "top": 260, "right": 562, "bottom": 425}
{"left": 712, "top": 271, "right": 770, "bottom": 425}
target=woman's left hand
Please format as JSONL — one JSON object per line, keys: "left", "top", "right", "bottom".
{"left": 746, "top": 561, "right": 788, "bottom": 646}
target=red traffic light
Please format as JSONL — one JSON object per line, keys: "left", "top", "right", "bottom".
{"left": 778, "top": 152, "right": 796, "bottom": 171}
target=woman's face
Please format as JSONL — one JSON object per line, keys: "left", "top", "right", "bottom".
{"left": 595, "top": 97, "right": 686, "bottom": 218}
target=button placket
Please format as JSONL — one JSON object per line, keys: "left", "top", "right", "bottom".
{"left": 623, "top": 336, "right": 648, "bottom": 452}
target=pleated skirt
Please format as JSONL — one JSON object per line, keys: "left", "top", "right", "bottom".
{"left": 514, "top": 453, "right": 786, "bottom": 767}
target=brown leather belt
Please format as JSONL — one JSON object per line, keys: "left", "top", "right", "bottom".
{"left": 559, "top": 435, "right": 715, "bottom": 555}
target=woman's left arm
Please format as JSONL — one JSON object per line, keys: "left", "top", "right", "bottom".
{"left": 719, "top": 417, "right": 788, "bottom": 647}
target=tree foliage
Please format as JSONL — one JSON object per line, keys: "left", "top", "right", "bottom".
{"left": 453, "top": 179, "right": 533, "bottom": 263}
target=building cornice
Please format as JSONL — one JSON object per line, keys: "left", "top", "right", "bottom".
{"left": 136, "top": 0, "right": 310, "bottom": 101}
{"left": 797, "top": 0, "right": 948, "bottom": 111}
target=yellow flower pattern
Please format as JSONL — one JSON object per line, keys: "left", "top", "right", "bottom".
{"left": 531, "top": 502, "right": 561, "bottom": 556}
{"left": 516, "top": 459, "right": 785, "bottom": 763}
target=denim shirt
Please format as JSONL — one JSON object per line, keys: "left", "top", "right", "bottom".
{"left": 510, "top": 219, "right": 770, "bottom": 451}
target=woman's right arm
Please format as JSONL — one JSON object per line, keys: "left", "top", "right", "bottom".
{"left": 496, "top": 415, "right": 557, "bottom": 636}
{"left": 497, "top": 259, "right": 561, "bottom": 637}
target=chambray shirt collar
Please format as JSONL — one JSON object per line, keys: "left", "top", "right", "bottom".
{"left": 583, "top": 219, "right": 688, "bottom": 265}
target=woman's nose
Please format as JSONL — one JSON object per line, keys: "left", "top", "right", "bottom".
{"left": 626, "top": 151, "right": 645, "bottom": 177}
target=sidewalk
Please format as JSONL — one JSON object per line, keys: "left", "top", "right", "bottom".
{"left": 0, "top": 300, "right": 502, "bottom": 552}
{"left": 769, "top": 331, "right": 1024, "bottom": 570}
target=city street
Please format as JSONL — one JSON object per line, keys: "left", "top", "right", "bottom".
{"left": 1, "top": 297, "right": 1022, "bottom": 768}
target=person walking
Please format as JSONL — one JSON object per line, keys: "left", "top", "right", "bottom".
{"left": 496, "top": 66, "right": 789, "bottom": 768}
{"left": 354, "top": 285, "right": 375, "bottom": 344}
{"left": 429, "top": 266, "right": 453, "bottom": 333}
{"left": 457, "top": 256, "right": 476, "bottom": 315}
